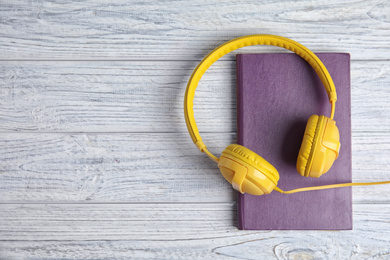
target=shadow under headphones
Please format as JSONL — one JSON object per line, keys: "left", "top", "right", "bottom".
{"left": 184, "top": 34, "right": 390, "bottom": 196}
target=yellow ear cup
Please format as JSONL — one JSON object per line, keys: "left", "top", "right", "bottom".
{"left": 297, "top": 115, "right": 340, "bottom": 178}
{"left": 218, "top": 144, "right": 279, "bottom": 195}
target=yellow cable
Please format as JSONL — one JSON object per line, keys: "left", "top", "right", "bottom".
{"left": 274, "top": 181, "right": 390, "bottom": 194}
{"left": 330, "top": 101, "right": 336, "bottom": 120}
{"left": 203, "top": 148, "right": 220, "bottom": 163}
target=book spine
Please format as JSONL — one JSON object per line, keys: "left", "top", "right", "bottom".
{"left": 236, "top": 54, "right": 244, "bottom": 146}
{"left": 236, "top": 54, "right": 245, "bottom": 230}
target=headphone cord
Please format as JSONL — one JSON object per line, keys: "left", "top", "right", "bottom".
{"left": 274, "top": 180, "right": 390, "bottom": 194}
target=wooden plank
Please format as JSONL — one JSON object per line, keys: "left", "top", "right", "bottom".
{"left": 0, "top": 0, "right": 390, "bottom": 60}
{"left": 0, "top": 132, "right": 389, "bottom": 203}
{"left": 0, "top": 132, "right": 234, "bottom": 203}
{"left": 0, "top": 60, "right": 389, "bottom": 133}
{"left": 351, "top": 61, "right": 390, "bottom": 132}
{"left": 0, "top": 203, "right": 389, "bottom": 259}
{"left": 0, "top": 60, "right": 236, "bottom": 133}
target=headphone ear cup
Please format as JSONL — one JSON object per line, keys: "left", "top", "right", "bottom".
{"left": 218, "top": 144, "right": 279, "bottom": 195}
{"left": 297, "top": 115, "right": 340, "bottom": 177}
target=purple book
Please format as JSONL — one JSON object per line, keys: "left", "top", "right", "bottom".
{"left": 236, "top": 53, "right": 351, "bottom": 230}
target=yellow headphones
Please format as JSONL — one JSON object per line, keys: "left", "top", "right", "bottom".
{"left": 184, "top": 34, "right": 390, "bottom": 195}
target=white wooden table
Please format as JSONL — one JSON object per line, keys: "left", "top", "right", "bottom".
{"left": 1, "top": 1, "right": 390, "bottom": 259}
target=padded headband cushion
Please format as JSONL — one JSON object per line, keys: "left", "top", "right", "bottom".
{"left": 223, "top": 144, "right": 279, "bottom": 184}
{"left": 297, "top": 115, "right": 320, "bottom": 176}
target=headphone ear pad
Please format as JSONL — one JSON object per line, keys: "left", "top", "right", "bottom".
{"left": 218, "top": 144, "right": 279, "bottom": 195}
{"left": 297, "top": 115, "right": 319, "bottom": 177}
{"left": 297, "top": 115, "right": 340, "bottom": 178}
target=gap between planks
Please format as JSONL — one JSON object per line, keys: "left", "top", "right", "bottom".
{"left": 0, "top": 58, "right": 389, "bottom": 62}
{"left": 0, "top": 201, "right": 388, "bottom": 205}
{"left": 0, "top": 201, "right": 236, "bottom": 205}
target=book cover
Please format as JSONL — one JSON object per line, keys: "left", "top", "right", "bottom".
{"left": 236, "top": 53, "right": 351, "bottom": 230}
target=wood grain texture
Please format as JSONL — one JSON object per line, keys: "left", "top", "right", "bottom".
{"left": 1, "top": 0, "right": 390, "bottom": 60}
{"left": 0, "top": 60, "right": 236, "bottom": 133}
{"left": 0, "top": 203, "right": 390, "bottom": 259}
{"left": 0, "top": 132, "right": 389, "bottom": 203}
{"left": 0, "top": 132, "right": 234, "bottom": 203}
{"left": 1, "top": 0, "right": 390, "bottom": 258}
{"left": 0, "top": 60, "right": 389, "bottom": 133}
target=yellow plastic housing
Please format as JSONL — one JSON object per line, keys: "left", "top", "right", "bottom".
{"left": 297, "top": 115, "right": 340, "bottom": 178}
{"left": 218, "top": 145, "right": 279, "bottom": 195}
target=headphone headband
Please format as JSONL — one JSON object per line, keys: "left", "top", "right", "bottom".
{"left": 184, "top": 34, "right": 337, "bottom": 162}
